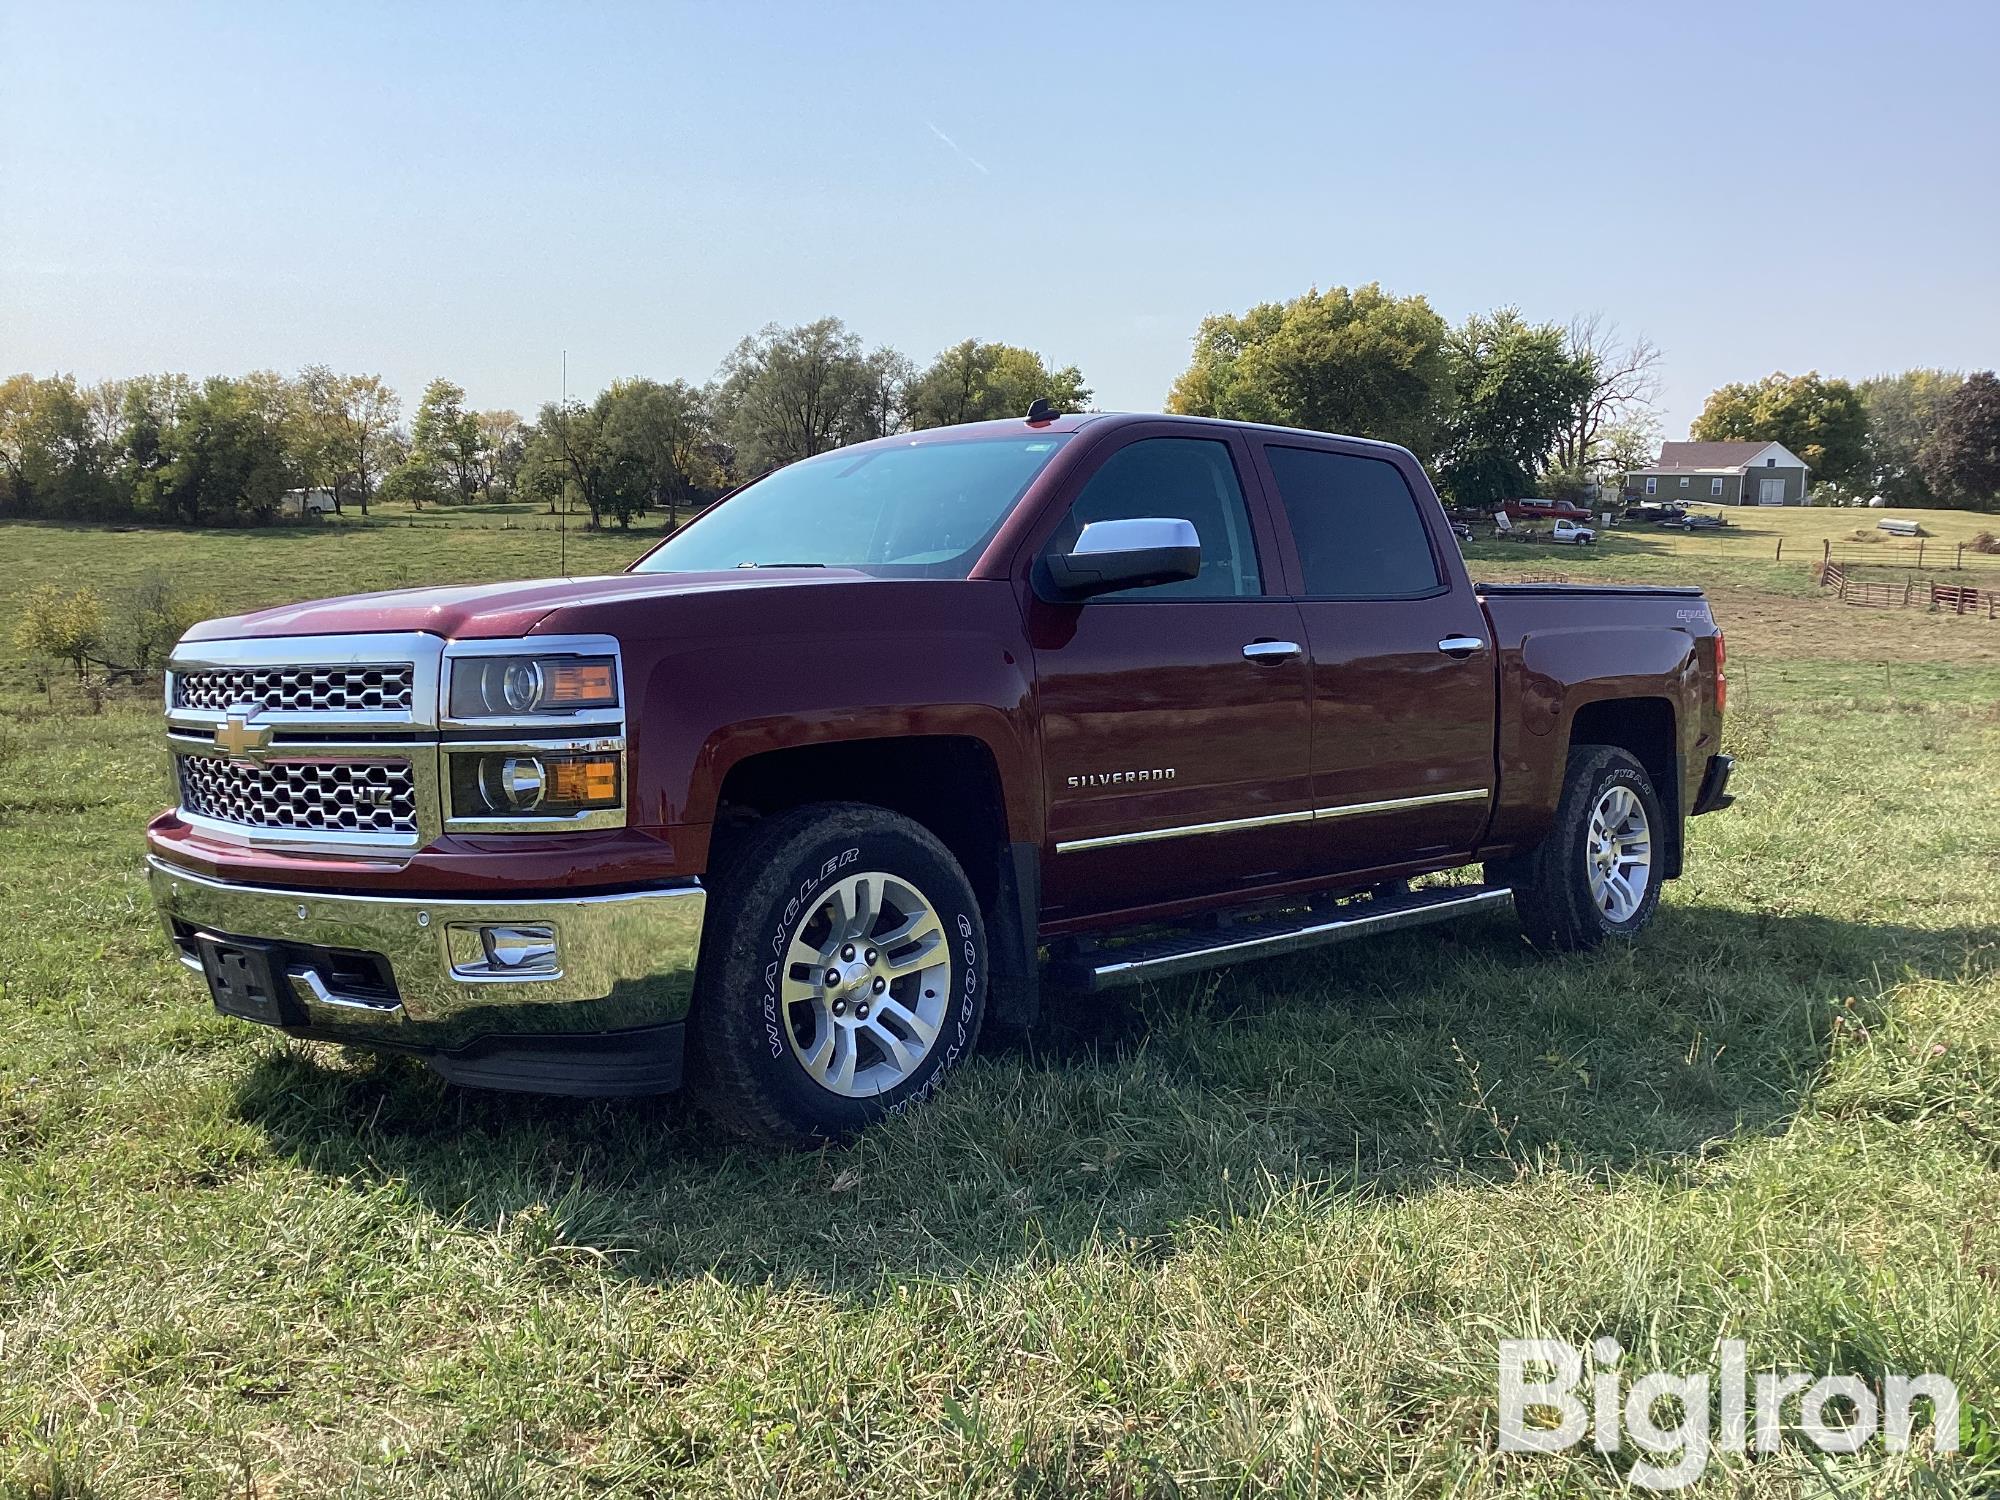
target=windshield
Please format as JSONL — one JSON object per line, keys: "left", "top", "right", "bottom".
{"left": 633, "top": 434, "right": 1072, "bottom": 576}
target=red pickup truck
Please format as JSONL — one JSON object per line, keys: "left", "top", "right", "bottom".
{"left": 1502, "top": 497, "right": 1595, "bottom": 521}
{"left": 148, "top": 411, "right": 1733, "bottom": 1142}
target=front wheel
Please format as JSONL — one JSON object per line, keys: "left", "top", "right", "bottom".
{"left": 1490, "top": 745, "right": 1664, "bottom": 951}
{"left": 687, "top": 802, "right": 987, "bottom": 1144}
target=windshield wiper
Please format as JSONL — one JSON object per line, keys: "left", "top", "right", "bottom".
{"left": 734, "top": 561, "right": 828, "bottom": 569}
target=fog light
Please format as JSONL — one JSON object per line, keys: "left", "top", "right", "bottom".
{"left": 449, "top": 751, "right": 622, "bottom": 820}
{"left": 481, "top": 924, "right": 557, "bottom": 972}
{"left": 486, "top": 756, "right": 546, "bottom": 810}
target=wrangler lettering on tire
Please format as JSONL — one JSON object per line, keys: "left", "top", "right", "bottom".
{"left": 688, "top": 803, "right": 987, "bottom": 1143}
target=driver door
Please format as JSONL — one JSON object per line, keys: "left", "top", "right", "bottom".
{"left": 1022, "top": 428, "right": 1314, "bottom": 922}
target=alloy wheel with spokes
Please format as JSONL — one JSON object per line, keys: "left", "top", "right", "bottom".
{"left": 692, "top": 804, "right": 988, "bottom": 1144}
{"left": 1586, "top": 783, "right": 1652, "bottom": 923}
{"left": 689, "top": 801, "right": 987, "bottom": 1143}
{"left": 1493, "top": 744, "right": 1665, "bottom": 951}
{"left": 779, "top": 870, "right": 953, "bottom": 1097}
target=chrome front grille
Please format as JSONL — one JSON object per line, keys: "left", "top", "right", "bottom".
{"left": 174, "top": 664, "right": 416, "bottom": 715}
{"left": 178, "top": 755, "right": 419, "bottom": 835}
{"left": 164, "top": 631, "right": 622, "bottom": 853}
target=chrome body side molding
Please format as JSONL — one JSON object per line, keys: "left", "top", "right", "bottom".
{"left": 1056, "top": 788, "right": 1492, "bottom": 853}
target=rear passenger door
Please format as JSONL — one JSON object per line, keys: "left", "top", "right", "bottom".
{"left": 1252, "top": 441, "right": 1496, "bottom": 877}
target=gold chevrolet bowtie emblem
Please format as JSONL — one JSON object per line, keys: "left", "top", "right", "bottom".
{"left": 214, "top": 713, "right": 273, "bottom": 759}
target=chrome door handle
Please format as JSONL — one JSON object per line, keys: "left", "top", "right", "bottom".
{"left": 1243, "top": 639, "right": 1302, "bottom": 664}
{"left": 1437, "top": 635, "right": 1486, "bottom": 658}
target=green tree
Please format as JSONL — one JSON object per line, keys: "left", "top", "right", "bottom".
{"left": 715, "top": 318, "right": 893, "bottom": 474}
{"left": 15, "top": 583, "right": 107, "bottom": 679}
{"left": 83, "top": 378, "right": 128, "bottom": 451}
{"left": 518, "top": 398, "right": 648, "bottom": 530}
{"left": 851, "top": 348, "right": 917, "bottom": 443}
{"left": 598, "top": 379, "right": 723, "bottom": 526}
{"left": 1167, "top": 283, "right": 1454, "bottom": 460}
{"left": 130, "top": 377, "right": 289, "bottom": 525}
{"left": 1918, "top": 370, "right": 2000, "bottom": 511}
{"left": 120, "top": 571, "right": 215, "bottom": 672}
{"left": 1859, "top": 369, "right": 1962, "bottom": 505}
{"left": 473, "top": 409, "right": 525, "bottom": 502}
{"left": 341, "top": 374, "right": 401, "bottom": 515}
{"left": 904, "top": 340, "right": 1090, "bottom": 429}
{"left": 293, "top": 365, "right": 349, "bottom": 512}
{"left": 0, "top": 373, "right": 117, "bottom": 517}
{"left": 1435, "top": 311, "right": 1595, "bottom": 509}
{"left": 1551, "top": 316, "right": 1662, "bottom": 478}
{"left": 0, "top": 374, "right": 33, "bottom": 511}
{"left": 375, "top": 457, "right": 444, "bottom": 510}
{"left": 293, "top": 366, "right": 400, "bottom": 514}
{"left": 411, "top": 378, "right": 484, "bottom": 504}
{"left": 1691, "top": 371, "right": 1868, "bottom": 485}
{"left": 1597, "top": 412, "right": 1664, "bottom": 477}
{"left": 117, "top": 374, "right": 194, "bottom": 509}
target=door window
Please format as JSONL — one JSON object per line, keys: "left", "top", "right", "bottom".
{"left": 1262, "top": 446, "right": 1442, "bottom": 598}
{"left": 1047, "top": 438, "right": 1262, "bottom": 599}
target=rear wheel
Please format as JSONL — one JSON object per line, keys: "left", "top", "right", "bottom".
{"left": 1491, "top": 745, "right": 1663, "bottom": 951}
{"left": 688, "top": 802, "right": 986, "bottom": 1144}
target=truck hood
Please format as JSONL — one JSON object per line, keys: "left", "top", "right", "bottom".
{"left": 180, "top": 569, "right": 873, "bottom": 643}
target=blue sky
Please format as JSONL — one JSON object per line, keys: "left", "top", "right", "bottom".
{"left": 4, "top": 0, "right": 1995, "bottom": 439}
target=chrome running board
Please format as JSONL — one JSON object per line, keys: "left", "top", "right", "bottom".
{"left": 1052, "top": 884, "right": 1514, "bottom": 992}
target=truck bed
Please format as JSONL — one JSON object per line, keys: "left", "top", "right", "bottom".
{"left": 1474, "top": 581, "right": 1723, "bottom": 865}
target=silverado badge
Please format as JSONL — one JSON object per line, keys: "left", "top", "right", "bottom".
{"left": 1067, "top": 768, "right": 1176, "bottom": 789}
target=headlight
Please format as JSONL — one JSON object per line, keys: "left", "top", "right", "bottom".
{"left": 449, "top": 752, "right": 622, "bottom": 819}
{"left": 448, "top": 654, "right": 618, "bottom": 719}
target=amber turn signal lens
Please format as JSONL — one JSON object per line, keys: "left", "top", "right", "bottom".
{"left": 547, "top": 662, "right": 616, "bottom": 706}
{"left": 549, "top": 756, "right": 620, "bottom": 806}
{"left": 448, "top": 654, "right": 618, "bottom": 718}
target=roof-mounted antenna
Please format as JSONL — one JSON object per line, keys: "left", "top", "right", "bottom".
{"left": 1025, "top": 397, "right": 1059, "bottom": 425}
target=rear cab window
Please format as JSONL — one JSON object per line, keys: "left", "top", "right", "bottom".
{"left": 1260, "top": 445, "right": 1443, "bottom": 598}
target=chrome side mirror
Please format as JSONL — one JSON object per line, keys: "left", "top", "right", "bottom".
{"left": 1043, "top": 517, "right": 1201, "bottom": 600}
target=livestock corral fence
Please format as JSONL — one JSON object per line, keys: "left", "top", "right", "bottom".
{"left": 1818, "top": 562, "right": 2000, "bottom": 617}
{"left": 1818, "top": 537, "right": 1996, "bottom": 572}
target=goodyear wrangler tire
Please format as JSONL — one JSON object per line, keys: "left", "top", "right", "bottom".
{"left": 1492, "top": 744, "right": 1664, "bottom": 952}
{"left": 688, "top": 802, "right": 986, "bottom": 1144}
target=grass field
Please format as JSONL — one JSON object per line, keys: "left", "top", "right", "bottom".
{"left": 2, "top": 509, "right": 1998, "bottom": 1497}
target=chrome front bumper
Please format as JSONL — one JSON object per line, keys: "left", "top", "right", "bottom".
{"left": 147, "top": 856, "right": 706, "bottom": 1049}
